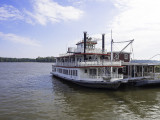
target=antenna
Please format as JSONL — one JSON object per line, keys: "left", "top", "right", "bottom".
{"left": 111, "top": 30, "right": 113, "bottom": 62}
{"left": 111, "top": 30, "right": 113, "bottom": 79}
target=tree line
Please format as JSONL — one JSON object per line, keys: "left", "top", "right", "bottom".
{"left": 0, "top": 57, "right": 56, "bottom": 62}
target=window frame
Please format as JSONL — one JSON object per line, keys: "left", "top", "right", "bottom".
{"left": 124, "top": 54, "right": 128, "bottom": 60}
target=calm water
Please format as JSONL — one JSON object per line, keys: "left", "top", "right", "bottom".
{"left": 0, "top": 63, "right": 160, "bottom": 120}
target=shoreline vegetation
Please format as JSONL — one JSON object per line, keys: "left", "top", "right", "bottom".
{"left": 0, "top": 57, "right": 56, "bottom": 62}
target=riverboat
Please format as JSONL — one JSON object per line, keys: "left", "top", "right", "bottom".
{"left": 51, "top": 32, "right": 160, "bottom": 89}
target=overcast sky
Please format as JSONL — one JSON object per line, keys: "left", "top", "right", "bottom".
{"left": 0, "top": 0, "right": 160, "bottom": 60}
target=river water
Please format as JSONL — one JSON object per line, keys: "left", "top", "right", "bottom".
{"left": 0, "top": 63, "right": 160, "bottom": 120}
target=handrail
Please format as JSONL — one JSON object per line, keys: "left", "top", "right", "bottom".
{"left": 54, "top": 60, "right": 122, "bottom": 67}
{"left": 80, "top": 74, "right": 123, "bottom": 79}
{"left": 60, "top": 48, "right": 107, "bottom": 57}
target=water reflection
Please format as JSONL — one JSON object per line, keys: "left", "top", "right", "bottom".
{"left": 52, "top": 76, "right": 160, "bottom": 120}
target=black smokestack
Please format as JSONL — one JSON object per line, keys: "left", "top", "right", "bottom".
{"left": 102, "top": 34, "right": 105, "bottom": 53}
{"left": 84, "top": 31, "right": 87, "bottom": 61}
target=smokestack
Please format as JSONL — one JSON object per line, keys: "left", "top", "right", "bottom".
{"left": 102, "top": 34, "right": 105, "bottom": 53}
{"left": 84, "top": 31, "right": 87, "bottom": 61}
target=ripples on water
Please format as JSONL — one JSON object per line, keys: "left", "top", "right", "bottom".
{"left": 0, "top": 63, "right": 160, "bottom": 120}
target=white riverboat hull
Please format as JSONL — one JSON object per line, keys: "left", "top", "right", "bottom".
{"left": 51, "top": 72, "right": 121, "bottom": 89}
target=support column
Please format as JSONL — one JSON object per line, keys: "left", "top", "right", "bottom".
{"left": 134, "top": 65, "right": 136, "bottom": 77}
{"left": 130, "top": 65, "right": 132, "bottom": 77}
{"left": 116, "top": 68, "right": 118, "bottom": 78}
{"left": 142, "top": 66, "right": 144, "bottom": 77}
{"left": 128, "top": 65, "right": 130, "bottom": 78}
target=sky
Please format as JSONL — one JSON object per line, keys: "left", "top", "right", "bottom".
{"left": 0, "top": 0, "right": 160, "bottom": 60}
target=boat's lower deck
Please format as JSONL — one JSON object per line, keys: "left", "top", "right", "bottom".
{"left": 52, "top": 66, "right": 123, "bottom": 82}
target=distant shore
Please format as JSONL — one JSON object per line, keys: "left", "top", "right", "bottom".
{"left": 0, "top": 57, "right": 56, "bottom": 62}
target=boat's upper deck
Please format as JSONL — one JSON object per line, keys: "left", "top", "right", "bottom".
{"left": 54, "top": 32, "right": 131, "bottom": 68}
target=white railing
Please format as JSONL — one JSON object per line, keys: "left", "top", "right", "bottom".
{"left": 102, "top": 74, "right": 123, "bottom": 79}
{"left": 87, "top": 48, "right": 107, "bottom": 54}
{"left": 151, "top": 73, "right": 160, "bottom": 80}
{"left": 80, "top": 74, "right": 123, "bottom": 80}
{"left": 111, "top": 74, "right": 123, "bottom": 79}
{"left": 144, "top": 73, "right": 160, "bottom": 80}
{"left": 78, "top": 61, "right": 121, "bottom": 66}
{"left": 75, "top": 48, "right": 107, "bottom": 54}
{"left": 60, "top": 48, "right": 107, "bottom": 57}
{"left": 55, "top": 60, "right": 121, "bottom": 67}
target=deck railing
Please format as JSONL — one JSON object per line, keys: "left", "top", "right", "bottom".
{"left": 60, "top": 48, "right": 107, "bottom": 57}
{"left": 80, "top": 74, "right": 123, "bottom": 80}
{"left": 55, "top": 60, "right": 121, "bottom": 67}
{"left": 151, "top": 73, "right": 160, "bottom": 80}
{"left": 75, "top": 48, "right": 107, "bottom": 54}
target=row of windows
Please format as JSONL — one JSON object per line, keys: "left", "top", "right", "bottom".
{"left": 84, "top": 69, "right": 97, "bottom": 76}
{"left": 53, "top": 67, "right": 78, "bottom": 76}
{"left": 114, "top": 54, "right": 128, "bottom": 60}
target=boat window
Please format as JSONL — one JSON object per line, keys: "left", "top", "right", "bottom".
{"left": 144, "top": 67, "right": 148, "bottom": 72}
{"left": 76, "top": 70, "right": 77, "bottom": 76}
{"left": 89, "top": 69, "right": 97, "bottom": 76}
{"left": 149, "top": 66, "right": 153, "bottom": 72}
{"left": 124, "top": 54, "right": 128, "bottom": 59}
{"left": 72, "top": 70, "right": 77, "bottom": 76}
{"left": 59, "top": 69, "right": 62, "bottom": 73}
{"left": 85, "top": 69, "right": 87, "bottom": 73}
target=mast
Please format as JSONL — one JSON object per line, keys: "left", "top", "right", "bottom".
{"left": 111, "top": 30, "right": 113, "bottom": 78}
